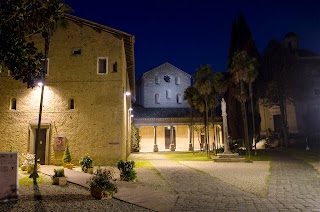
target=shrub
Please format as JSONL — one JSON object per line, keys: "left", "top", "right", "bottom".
{"left": 117, "top": 160, "right": 137, "bottom": 182}
{"left": 53, "top": 168, "right": 65, "bottom": 178}
{"left": 63, "top": 143, "right": 71, "bottom": 163}
{"left": 88, "top": 168, "right": 117, "bottom": 195}
{"left": 216, "top": 147, "right": 224, "bottom": 153}
{"left": 79, "top": 154, "right": 93, "bottom": 171}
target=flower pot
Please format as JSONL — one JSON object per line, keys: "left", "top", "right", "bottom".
{"left": 66, "top": 163, "right": 73, "bottom": 170}
{"left": 21, "top": 165, "right": 27, "bottom": 171}
{"left": 52, "top": 177, "right": 67, "bottom": 186}
{"left": 90, "top": 187, "right": 112, "bottom": 200}
{"left": 87, "top": 167, "right": 94, "bottom": 174}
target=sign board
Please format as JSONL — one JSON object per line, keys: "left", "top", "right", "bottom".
{"left": 54, "top": 136, "right": 66, "bottom": 152}
{"left": 0, "top": 152, "right": 18, "bottom": 202}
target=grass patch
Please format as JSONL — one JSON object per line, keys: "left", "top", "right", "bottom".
{"left": 134, "top": 161, "right": 154, "bottom": 168}
{"left": 162, "top": 152, "right": 213, "bottom": 161}
{"left": 19, "top": 172, "right": 49, "bottom": 186}
{"left": 246, "top": 153, "right": 273, "bottom": 161}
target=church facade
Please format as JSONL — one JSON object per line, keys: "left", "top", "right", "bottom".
{"left": 133, "top": 63, "right": 223, "bottom": 152}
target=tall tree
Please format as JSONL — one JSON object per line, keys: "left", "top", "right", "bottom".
{"left": 0, "top": 0, "right": 70, "bottom": 181}
{"left": 225, "top": 14, "right": 260, "bottom": 143}
{"left": 193, "top": 65, "right": 214, "bottom": 158}
{"left": 261, "top": 40, "right": 297, "bottom": 147}
{"left": 184, "top": 86, "right": 198, "bottom": 154}
{"left": 229, "top": 51, "right": 258, "bottom": 158}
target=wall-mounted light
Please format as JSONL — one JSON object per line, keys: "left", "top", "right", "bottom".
{"left": 37, "top": 82, "right": 43, "bottom": 87}
{"left": 130, "top": 114, "right": 134, "bottom": 118}
{"left": 129, "top": 108, "right": 133, "bottom": 111}
{"left": 125, "top": 91, "right": 131, "bottom": 96}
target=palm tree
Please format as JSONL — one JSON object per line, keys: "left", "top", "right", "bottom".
{"left": 229, "top": 51, "right": 257, "bottom": 158}
{"left": 245, "top": 58, "right": 258, "bottom": 155}
{"left": 194, "top": 65, "right": 214, "bottom": 158}
{"left": 31, "top": 1, "right": 71, "bottom": 182}
{"left": 184, "top": 86, "right": 198, "bottom": 154}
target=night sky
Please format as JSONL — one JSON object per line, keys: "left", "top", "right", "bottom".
{"left": 65, "top": 0, "right": 320, "bottom": 79}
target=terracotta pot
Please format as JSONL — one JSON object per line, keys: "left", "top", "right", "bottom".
{"left": 87, "top": 167, "right": 94, "bottom": 174}
{"left": 21, "top": 165, "right": 27, "bottom": 171}
{"left": 90, "top": 187, "right": 112, "bottom": 200}
{"left": 66, "top": 163, "right": 73, "bottom": 170}
{"left": 52, "top": 177, "right": 67, "bottom": 185}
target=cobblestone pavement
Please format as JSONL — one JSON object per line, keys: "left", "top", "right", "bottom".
{"left": 138, "top": 151, "right": 320, "bottom": 212}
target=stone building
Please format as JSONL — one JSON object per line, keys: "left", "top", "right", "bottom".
{"left": 0, "top": 15, "right": 134, "bottom": 166}
{"left": 259, "top": 32, "right": 320, "bottom": 138}
{"left": 133, "top": 63, "right": 223, "bottom": 152}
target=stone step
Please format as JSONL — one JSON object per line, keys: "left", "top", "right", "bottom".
{"left": 216, "top": 153, "right": 240, "bottom": 158}
{"left": 213, "top": 157, "right": 250, "bottom": 163}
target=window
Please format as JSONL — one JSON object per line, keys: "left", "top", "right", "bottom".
{"left": 177, "top": 94, "right": 182, "bottom": 103}
{"left": 155, "top": 94, "right": 160, "bottom": 104}
{"left": 175, "top": 77, "right": 180, "bottom": 85}
{"left": 72, "top": 49, "right": 81, "bottom": 55}
{"left": 155, "top": 76, "right": 160, "bottom": 84}
{"left": 7, "top": 70, "right": 13, "bottom": 76}
{"left": 314, "top": 89, "right": 320, "bottom": 96}
{"left": 68, "top": 98, "right": 75, "bottom": 110}
{"left": 113, "top": 62, "right": 117, "bottom": 73}
{"left": 10, "top": 98, "right": 16, "bottom": 110}
{"left": 166, "top": 89, "right": 171, "bottom": 99}
{"left": 41, "top": 58, "right": 49, "bottom": 75}
{"left": 97, "top": 57, "right": 108, "bottom": 74}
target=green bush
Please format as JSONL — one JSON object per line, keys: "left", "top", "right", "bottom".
{"left": 53, "top": 168, "right": 65, "bottom": 178}
{"left": 79, "top": 154, "right": 93, "bottom": 171}
{"left": 63, "top": 143, "right": 71, "bottom": 163}
{"left": 88, "top": 168, "right": 117, "bottom": 195}
{"left": 117, "top": 160, "right": 137, "bottom": 182}
{"left": 216, "top": 147, "right": 224, "bottom": 153}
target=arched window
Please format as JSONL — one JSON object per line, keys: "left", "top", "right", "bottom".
{"left": 175, "top": 77, "right": 180, "bottom": 85}
{"left": 166, "top": 89, "right": 171, "bottom": 99}
{"left": 155, "top": 94, "right": 160, "bottom": 104}
{"left": 68, "top": 98, "right": 75, "bottom": 110}
{"left": 10, "top": 98, "right": 16, "bottom": 110}
{"left": 155, "top": 76, "right": 160, "bottom": 84}
{"left": 177, "top": 94, "right": 182, "bottom": 104}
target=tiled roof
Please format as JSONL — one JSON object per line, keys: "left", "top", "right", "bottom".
{"left": 132, "top": 104, "right": 222, "bottom": 119}
{"left": 132, "top": 104, "right": 191, "bottom": 119}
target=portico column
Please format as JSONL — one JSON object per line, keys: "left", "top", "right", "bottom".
{"left": 153, "top": 126, "right": 158, "bottom": 152}
{"left": 170, "top": 125, "right": 175, "bottom": 151}
{"left": 188, "top": 125, "right": 193, "bottom": 151}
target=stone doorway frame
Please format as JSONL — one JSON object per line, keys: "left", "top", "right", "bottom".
{"left": 28, "top": 118, "right": 51, "bottom": 165}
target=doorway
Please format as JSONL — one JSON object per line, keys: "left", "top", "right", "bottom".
{"left": 273, "top": 114, "right": 282, "bottom": 133}
{"left": 35, "top": 129, "right": 47, "bottom": 165}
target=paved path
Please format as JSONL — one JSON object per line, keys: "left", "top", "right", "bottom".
{"left": 40, "top": 150, "right": 320, "bottom": 212}
{"left": 40, "top": 165, "right": 177, "bottom": 212}
{"left": 141, "top": 151, "right": 320, "bottom": 211}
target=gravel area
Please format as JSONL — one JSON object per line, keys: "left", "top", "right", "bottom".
{"left": 311, "top": 161, "right": 320, "bottom": 173}
{"left": 179, "top": 161, "right": 271, "bottom": 197}
{"left": 135, "top": 167, "right": 176, "bottom": 194}
{"left": 1, "top": 173, "right": 151, "bottom": 212}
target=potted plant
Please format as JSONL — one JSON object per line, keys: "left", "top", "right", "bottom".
{"left": 63, "top": 143, "right": 73, "bottom": 169}
{"left": 117, "top": 160, "right": 137, "bottom": 182}
{"left": 79, "top": 154, "right": 93, "bottom": 174}
{"left": 52, "top": 168, "right": 67, "bottom": 186}
{"left": 88, "top": 168, "right": 117, "bottom": 199}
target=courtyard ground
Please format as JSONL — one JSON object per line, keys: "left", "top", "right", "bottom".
{"left": 1, "top": 148, "right": 319, "bottom": 211}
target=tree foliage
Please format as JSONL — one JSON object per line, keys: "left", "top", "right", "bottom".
{"left": 0, "top": 0, "right": 70, "bottom": 87}
{"left": 260, "top": 40, "right": 297, "bottom": 147}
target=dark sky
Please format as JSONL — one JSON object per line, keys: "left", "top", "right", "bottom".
{"left": 65, "top": 0, "right": 320, "bottom": 79}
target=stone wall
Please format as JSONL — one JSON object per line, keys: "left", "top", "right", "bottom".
{"left": 0, "top": 19, "right": 132, "bottom": 166}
